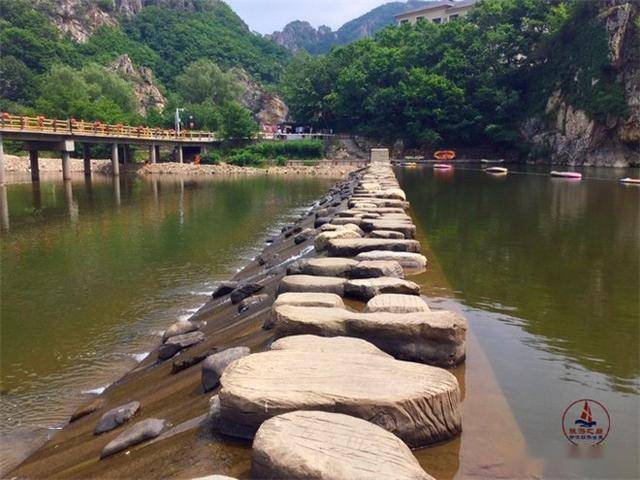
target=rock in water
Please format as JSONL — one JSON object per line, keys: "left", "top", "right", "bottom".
{"left": 270, "top": 335, "right": 391, "bottom": 357}
{"left": 94, "top": 401, "right": 140, "bottom": 435}
{"left": 202, "top": 347, "right": 251, "bottom": 392}
{"left": 294, "top": 228, "right": 314, "bottom": 244}
{"left": 158, "top": 331, "right": 205, "bottom": 360}
{"left": 237, "top": 294, "right": 269, "bottom": 313}
{"left": 162, "top": 320, "right": 198, "bottom": 342}
{"left": 218, "top": 350, "right": 462, "bottom": 447}
{"left": 272, "top": 305, "right": 466, "bottom": 367}
{"left": 100, "top": 418, "right": 166, "bottom": 458}
{"left": 212, "top": 281, "right": 238, "bottom": 299}
{"left": 365, "top": 294, "right": 430, "bottom": 313}
{"left": 278, "top": 275, "right": 347, "bottom": 296}
{"left": 350, "top": 260, "right": 404, "bottom": 279}
{"left": 230, "top": 283, "right": 264, "bottom": 304}
{"left": 344, "top": 277, "right": 420, "bottom": 300}
{"left": 314, "top": 230, "right": 361, "bottom": 252}
{"left": 265, "top": 293, "right": 346, "bottom": 330}
{"left": 295, "top": 258, "right": 358, "bottom": 277}
{"left": 252, "top": 410, "right": 433, "bottom": 480}
{"left": 326, "top": 239, "right": 421, "bottom": 257}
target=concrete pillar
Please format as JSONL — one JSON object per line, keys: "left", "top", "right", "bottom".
{"left": 122, "top": 145, "right": 129, "bottom": 165}
{"left": 177, "top": 145, "right": 184, "bottom": 164}
{"left": 83, "top": 144, "right": 91, "bottom": 178}
{"left": 0, "top": 136, "right": 4, "bottom": 186}
{"left": 111, "top": 143, "right": 120, "bottom": 176}
{"left": 113, "top": 177, "right": 121, "bottom": 207}
{"left": 64, "top": 180, "right": 78, "bottom": 223}
{"left": 29, "top": 150, "right": 40, "bottom": 182}
{"left": 149, "top": 144, "right": 157, "bottom": 164}
{"left": 61, "top": 151, "right": 71, "bottom": 181}
{"left": 0, "top": 185, "right": 8, "bottom": 232}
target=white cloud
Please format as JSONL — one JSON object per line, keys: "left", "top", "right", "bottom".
{"left": 225, "top": 0, "right": 389, "bottom": 34}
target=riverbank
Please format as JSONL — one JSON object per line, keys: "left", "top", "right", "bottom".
{"left": 1, "top": 155, "right": 362, "bottom": 184}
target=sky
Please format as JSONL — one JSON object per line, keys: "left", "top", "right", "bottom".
{"left": 225, "top": 0, "right": 391, "bottom": 34}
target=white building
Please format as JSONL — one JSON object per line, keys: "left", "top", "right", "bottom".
{"left": 395, "top": 0, "right": 478, "bottom": 26}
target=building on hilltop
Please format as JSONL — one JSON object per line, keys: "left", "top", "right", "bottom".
{"left": 395, "top": 0, "right": 478, "bottom": 26}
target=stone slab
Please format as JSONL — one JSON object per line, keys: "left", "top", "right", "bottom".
{"left": 270, "top": 335, "right": 391, "bottom": 357}
{"left": 344, "top": 277, "right": 420, "bottom": 300}
{"left": 365, "top": 294, "right": 430, "bottom": 313}
{"left": 355, "top": 251, "right": 427, "bottom": 269}
{"left": 326, "top": 239, "right": 421, "bottom": 257}
{"left": 278, "top": 275, "right": 347, "bottom": 296}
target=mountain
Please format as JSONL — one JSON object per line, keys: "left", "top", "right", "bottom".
{"left": 267, "top": 1, "right": 433, "bottom": 54}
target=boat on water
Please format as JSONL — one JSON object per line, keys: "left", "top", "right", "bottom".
{"left": 434, "top": 163, "right": 453, "bottom": 170}
{"left": 481, "top": 159, "right": 505, "bottom": 164}
{"left": 403, "top": 162, "right": 418, "bottom": 168}
{"left": 550, "top": 171, "right": 582, "bottom": 179}
{"left": 484, "top": 166, "right": 508, "bottom": 175}
{"left": 620, "top": 177, "right": 640, "bottom": 185}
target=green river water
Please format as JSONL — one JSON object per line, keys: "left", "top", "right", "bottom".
{"left": 0, "top": 166, "right": 638, "bottom": 478}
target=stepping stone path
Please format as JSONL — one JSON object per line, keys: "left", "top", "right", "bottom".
{"left": 252, "top": 410, "right": 433, "bottom": 480}
{"left": 270, "top": 334, "right": 391, "bottom": 357}
{"left": 271, "top": 305, "right": 466, "bottom": 366}
{"left": 218, "top": 350, "right": 462, "bottom": 447}
{"left": 365, "top": 293, "right": 431, "bottom": 313}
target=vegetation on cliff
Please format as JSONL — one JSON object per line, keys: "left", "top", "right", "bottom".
{"left": 281, "top": 0, "right": 636, "bottom": 156}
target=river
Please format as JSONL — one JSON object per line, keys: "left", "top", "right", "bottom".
{"left": 1, "top": 166, "right": 638, "bottom": 478}
{"left": 0, "top": 172, "right": 333, "bottom": 471}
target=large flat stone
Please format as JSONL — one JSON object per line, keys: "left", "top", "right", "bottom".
{"left": 374, "top": 188, "right": 407, "bottom": 201}
{"left": 218, "top": 350, "right": 461, "bottom": 446}
{"left": 369, "top": 230, "right": 405, "bottom": 239}
{"left": 272, "top": 305, "right": 466, "bottom": 367}
{"left": 326, "top": 239, "right": 421, "bottom": 257}
{"left": 252, "top": 411, "right": 433, "bottom": 480}
{"left": 350, "top": 260, "right": 404, "bottom": 279}
{"left": 345, "top": 277, "right": 420, "bottom": 300}
{"left": 355, "top": 251, "right": 427, "bottom": 269}
{"left": 314, "top": 230, "right": 361, "bottom": 252}
{"left": 270, "top": 334, "right": 391, "bottom": 357}
{"left": 330, "top": 217, "right": 363, "bottom": 226}
{"left": 361, "top": 220, "right": 416, "bottom": 239}
{"left": 295, "top": 258, "right": 358, "bottom": 277}
{"left": 365, "top": 294, "right": 430, "bottom": 313}
{"left": 273, "top": 292, "right": 345, "bottom": 309}
{"left": 278, "top": 275, "right": 347, "bottom": 296}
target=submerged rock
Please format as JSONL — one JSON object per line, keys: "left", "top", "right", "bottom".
{"left": 100, "top": 418, "right": 166, "bottom": 458}
{"left": 252, "top": 410, "right": 433, "bottom": 480}
{"left": 230, "top": 283, "right": 264, "bottom": 304}
{"left": 202, "top": 347, "right": 251, "bottom": 392}
{"left": 212, "top": 281, "right": 238, "bottom": 299}
{"left": 70, "top": 398, "right": 106, "bottom": 423}
{"left": 94, "top": 401, "right": 140, "bottom": 435}
{"left": 218, "top": 350, "right": 462, "bottom": 446}
{"left": 237, "top": 294, "right": 269, "bottom": 313}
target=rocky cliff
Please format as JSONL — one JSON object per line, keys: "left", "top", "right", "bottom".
{"left": 232, "top": 69, "right": 288, "bottom": 125}
{"left": 109, "top": 54, "right": 166, "bottom": 115}
{"left": 523, "top": 1, "right": 639, "bottom": 167}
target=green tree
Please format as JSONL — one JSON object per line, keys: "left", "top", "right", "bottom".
{"left": 219, "top": 101, "right": 258, "bottom": 139}
{"left": 176, "top": 59, "right": 242, "bottom": 105}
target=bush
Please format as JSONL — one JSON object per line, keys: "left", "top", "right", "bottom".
{"left": 275, "top": 155, "right": 287, "bottom": 166}
{"left": 247, "top": 140, "right": 324, "bottom": 159}
{"left": 226, "top": 150, "right": 263, "bottom": 167}
{"left": 200, "top": 150, "right": 221, "bottom": 165}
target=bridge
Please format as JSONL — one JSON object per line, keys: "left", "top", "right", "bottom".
{"left": 0, "top": 113, "right": 223, "bottom": 183}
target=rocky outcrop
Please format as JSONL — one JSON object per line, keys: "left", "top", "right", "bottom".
{"left": 522, "top": 1, "right": 639, "bottom": 166}
{"left": 266, "top": 21, "right": 337, "bottom": 54}
{"left": 109, "top": 54, "right": 166, "bottom": 115}
{"left": 231, "top": 68, "right": 288, "bottom": 126}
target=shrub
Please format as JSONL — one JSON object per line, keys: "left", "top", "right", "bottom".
{"left": 200, "top": 150, "right": 221, "bottom": 165}
{"left": 275, "top": 155, "right": 287, "bottom": 166}
{"left": 247, "top": 140, "right": 324, "bottom": 159}
{"left": 226, "top": 150, "right": 263, "bottom": 166}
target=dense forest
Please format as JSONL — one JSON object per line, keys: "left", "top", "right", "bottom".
{"left": 0, "top": 0, "right": 289, "bottom": 138}
{"left": 280, "top": 0, "right": 637, "bottom": 159}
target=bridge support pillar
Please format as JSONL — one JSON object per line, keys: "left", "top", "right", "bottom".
{"left": 111, "top": 143, "right": 120, "bottom": 176}
{"left": 61, "top": 151, "right": 71, "bottom": 180}
{"left": 83, "top": 144, "right": 91, "bottom": 178}
{"left": 149, "top": 144, "right": 156, "bottom": 164}
{"left": 155, "top": 145, "right": 161, "bottom": 163}
{"left": 177, "top": 145, "right": 184, "bottom": 164}
{"left": 29, "top": 150, "right": 40, "bottom": 182}
{"left": 123, "top": 145, "right": 130, "bottom": 166}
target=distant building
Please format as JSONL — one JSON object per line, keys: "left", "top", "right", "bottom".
{"left": 395, "top": 0, "right": 478, "bottom": 26}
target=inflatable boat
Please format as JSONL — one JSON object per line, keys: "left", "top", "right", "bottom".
{"left": 550, "top": 171, "right": 582, "bottom": 179}
{"left": 484, "top": 166, "right": 508, "bottom": 175}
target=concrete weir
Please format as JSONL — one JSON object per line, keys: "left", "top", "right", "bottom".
{"left": 9, "top": 149, "right": 465, "bottom": 480}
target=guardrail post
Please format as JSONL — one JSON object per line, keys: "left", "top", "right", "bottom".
{"left": 111, "top": 143, "right": 120, "bottom": 176}
{"left": 29, "top": 150, "right": 40, "bottom": 182}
